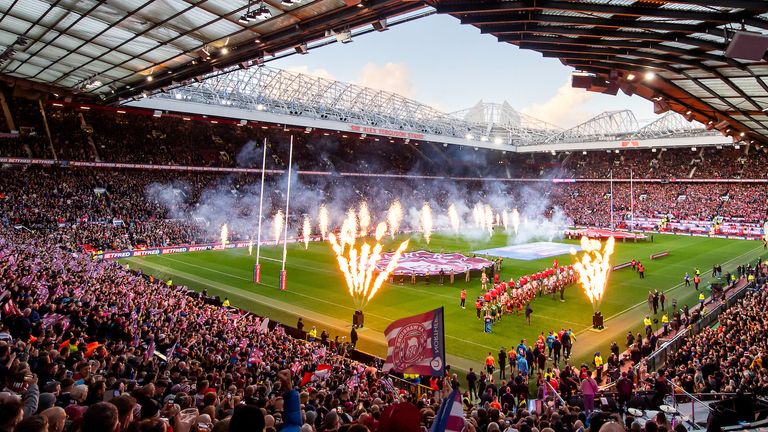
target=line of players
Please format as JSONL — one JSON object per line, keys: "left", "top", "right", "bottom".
{"left": 461, "top": 261, "right": 579, "bottom": 332}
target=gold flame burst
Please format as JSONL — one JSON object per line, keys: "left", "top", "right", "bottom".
{"left": 572, "top": 236, "right": 615, "bottom": 311}
{"left": 328, "top": 213, "right": 409, "bottom": 309}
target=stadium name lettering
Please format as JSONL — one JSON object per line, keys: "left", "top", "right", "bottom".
{"left": 349, "top": 125, "right": 425, "bottom": 140}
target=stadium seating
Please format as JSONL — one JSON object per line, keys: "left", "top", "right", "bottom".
{"left": 4, "top": 96, "right": 768, "bottom": 432}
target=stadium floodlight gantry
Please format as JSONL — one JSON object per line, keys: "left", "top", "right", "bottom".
{"left": 128, "top": 64, "right": 729, "bottom": 152}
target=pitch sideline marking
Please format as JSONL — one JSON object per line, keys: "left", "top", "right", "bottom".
{"left": 129, "top": 256, "right": 502, "bottom": 358}
{"left": 573, "top": 244, "right": 764, "bottom": 337}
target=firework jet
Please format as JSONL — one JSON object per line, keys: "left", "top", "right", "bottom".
{"left": 328, "top": 212, "right": 409, "bottom": 309}
{"left": 248, "top": 239, "right": 253, "bottom": 256}
{"left": 387, "top": 201, "right": 403, "bottom": 239}
{"left": 302, "top": 216, "right": 311, "bottom": 249}
{"left": 502, "top": 210, "right": 509, "bottom": 231}
{"left": 447, "top": 203, "right": 460, "bottom": 233}
{"left": 220, "top": 224, "right": 228, "bottom": 248}
{"left": 273, "top": 210, "right": 284, "bottom": 245}
{"left": 511, "top": 209, "right": 520, "bottom": 235}
{"left": 572, "top": 236, "right": 615, "bottom": 311}
{"left": 421, "top": 202, "right": 433, "bottom": 244}
{"left": 318, "top": 205, "right": 329, "bottom": 240}
{"left": 472, "top": 203, "right": 483, "bottom": 228}
{"left": 359, "top": 201, "right": 371, "bottom": 236}
{"left": 484, "top": 205, "right": 494, "bottom": 236}
{"left": 374, "top": 222, "right": 387, "bottom": 241}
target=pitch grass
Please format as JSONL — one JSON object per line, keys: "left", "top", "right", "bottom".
{"left": 121, "top": 233, "right": 765, "bottom": 373}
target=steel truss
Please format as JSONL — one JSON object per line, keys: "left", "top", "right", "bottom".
{"left": 147, "top": 65, "right": 713, "bottom": 147}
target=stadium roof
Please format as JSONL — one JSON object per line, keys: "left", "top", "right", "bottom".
{"left": 128, "top": 64, "right": 723, "bottom": 151}
{"left": 0, "top": 0, "right": 423, "bottom": 101}
{"left": 429, "top": 0, "right": 768, "bottom": 144}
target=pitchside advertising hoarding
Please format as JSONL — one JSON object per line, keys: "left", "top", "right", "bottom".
{"left": 95, "top": 241, "right": 254, "bottom": 260}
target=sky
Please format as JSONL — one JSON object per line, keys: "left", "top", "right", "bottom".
{"left": 269, "top": 13, "right": 656, "bottom": 129}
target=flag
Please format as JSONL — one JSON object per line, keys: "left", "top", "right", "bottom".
{"left": 379, "top": 377, "right": 396, "bottom": 394}
{"left": 430, "top": 389, "right": 464, "bottom": 432}
{"left": 144, "top": 339, "right": 155, "bottom": 363}
{"left": 383, "top": 307, "right": 445, "bottom": 376}
{"left": 300, "top": 364, "right": 331, "bottom": 387}
{"left": 2, "top": 299, "right": 21, "bottom": 318}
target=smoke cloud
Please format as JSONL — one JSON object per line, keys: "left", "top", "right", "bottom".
{"left": 145, "top": 140, "right": 573, "bottom": 247}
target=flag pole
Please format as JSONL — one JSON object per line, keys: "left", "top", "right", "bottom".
{"left": 609, "top": 169, "right": 614, "bottom": 230}
{"left": 254, "top": 138, "right": 267, "bottom": 284}
{"left": 630, "top": 169, "right": 634, "bottom": 232}
{"left": 280, "top": 136, "right": 294, "bottom": 290}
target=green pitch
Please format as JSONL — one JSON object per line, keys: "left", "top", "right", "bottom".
{"left": 121, "top": 233, "right": 764, "bottom": 372}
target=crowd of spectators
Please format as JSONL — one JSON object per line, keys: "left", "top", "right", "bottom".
{"left": 660, "top": 262, "right": 768, "bottom": 396}
{"left": 3, "top": 96, "right": 768, "bottom": 432}
{"left": 6, "top": 97, "right": 768, "bottom": 180}
{"left": 1, "top": 164, "right": 766, "bottom": 252}
{"left": 5, "top": 220, "right": 751, "bottom": 432}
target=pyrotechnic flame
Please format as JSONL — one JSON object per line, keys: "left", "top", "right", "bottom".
{"left": 496, "top": 213, "right": 501, "bottom": 227}
{"left": 220, "top": 224, "right": 228, "bottom": 248}
{"left": 484, "top": 205, "right": 494, "bottom": 236}
{"left": 302, "top": 216, "right": 311, "bottom": 250}
{"left": 472, "top": 203, "right": 483, "bottom": 228}
{"left": 359, "top": 201, "right": 371, "bottom": 237}
{"left": 329, "top": 212, "right": 409, "bottom": 309}
{"left": 511, "top": 208, "right": 520, "bottom": 235}
{"left": 318, "top": 205, "right": 329, "bottom": 240}
{"left": 421, "top": 202, "right": 433, "bottom": 244}
{"left": 573, "top": 236, "right": 615, "bottom": 312}
{"left": 273, "top": 210, "right": 284, "bottom": 245}
{"left": 447, "top": 203, "right": 460, "bottom": 234}
{"left": 502, "top": 210, "right": 509, "bottom": 231}
{"left": 248, "top": 239, "right": 253, "bottom": 256}
{"left": 375, "top": 222, "right": 387, "bottom": 241}
{"left": 387, "top": 201, "right": 402, "bottom": 239}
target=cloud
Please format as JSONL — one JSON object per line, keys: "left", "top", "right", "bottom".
{"left": 521, "top": 79, "right": 595, "bottom": 128}
{"left": 284, "top": 65, "right": 336, "bottom": 81}
{"left": 352, "top": 62, "right": 416, "bottom": 98}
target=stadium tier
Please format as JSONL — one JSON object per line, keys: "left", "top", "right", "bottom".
{"left": 4, "top": 3, "right": 768, "bottom": 430}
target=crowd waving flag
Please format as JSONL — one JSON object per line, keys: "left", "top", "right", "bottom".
{"left": 300, "top": 364, "right": 331, "bottom": 387}
{"left": 430, "top": 389, "right": 465, "bottom": 432}
{"left": 383, "top": 307, "right": 445, "bottom": 376}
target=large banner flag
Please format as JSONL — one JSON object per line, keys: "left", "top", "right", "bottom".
{"left": 383, "top": 307, "right": 445, "bottom": 376}
{"left": 430, "top": 389, "right": 465, "bottom": 432}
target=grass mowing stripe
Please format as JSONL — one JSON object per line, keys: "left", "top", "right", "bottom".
{"left": 124, "top": 233, "right": 762, "bottom": 370}
{"left": 153, "top": 255, "right": 502, "bottom": 353}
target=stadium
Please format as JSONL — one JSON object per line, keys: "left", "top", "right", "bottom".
{"left": 2, "top": 1, "right": 768, "bottom": 432}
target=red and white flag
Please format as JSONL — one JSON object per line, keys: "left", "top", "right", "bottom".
{"left": 300, "top": 364, "right": 331, "bottom": 387}
{"left": 430, "top": 389, "right": 465, "bottom": 432}
{"left": 383, "top": 307, "right": 445, "bottom": 376}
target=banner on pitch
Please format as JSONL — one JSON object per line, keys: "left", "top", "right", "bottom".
{"left": 383, "top": 307, "right": 445, "bottom": 376}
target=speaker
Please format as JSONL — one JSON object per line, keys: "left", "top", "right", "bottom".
{"left": 572, "top": 73, "right": 594, "bottom": 89}
{"left": 372, "top": 19, "right": 389, "bottom": 32}
{"left": 725, "top": 31, "right": 768, "bottom": 61}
